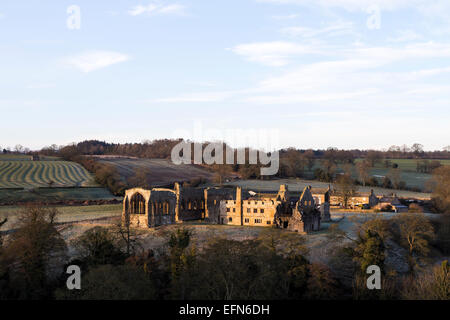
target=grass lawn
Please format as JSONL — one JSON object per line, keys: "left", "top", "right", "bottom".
{"left": 0, "top": 204, "right": 122, "bottom": 231}
{"left": 0, "top": 187, "right": 118, "bottom": 203}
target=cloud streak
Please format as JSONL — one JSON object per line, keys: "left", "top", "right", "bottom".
{"left": 64, "top": 51, "right": 130, "bottom": 73}
{"left": 230, "top": 41, "right": 326, "bottom": 66}
{"left": 257, "top": 0, "right": 429, "bottom": 11}
{"left": 128, "top": 2, "right": 186, "bottom": 16}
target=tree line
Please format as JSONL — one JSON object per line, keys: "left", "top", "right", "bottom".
{"left": 35, "top": 140, "right": 450, "bottom": 160}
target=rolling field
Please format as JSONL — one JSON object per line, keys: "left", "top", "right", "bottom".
{"left": 0, "top": 204, "right": 122, "bottom": 231}
{"left": 0, "top": 160, "right": 98, "bottom": 188}
{"left": 300, "top": 158, "right": 449, "bottom": 192}
{"left": 99, "top": 157, "right": 213, "bottom": 186}
{"left": 355, "top": 158, "right": 450, "bottom": 171}
{"left": 353, "top": 158, "right": 450, "bottom": 192}
{"left": 0, "top": 187, "right": 117, "bottom": 203}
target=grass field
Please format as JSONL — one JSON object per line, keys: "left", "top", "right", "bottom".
{"left": 354, "top": 158, "right": 450, "bottom": 171}
{"left": 352, "top": 158, "right": 450, "bottom": 192}
{"left": 0, "top": 187, "right": 117, "bottom": 203}
{"left": 0, "top": 204, "right": 122, "bottom": 231}
{"left": 0, "top": 160, "right": 98, "bottom": 188}
{"left": 302, "top": 158, "right": 449, "bottom": 192}
{"left": 99, "top": 157, "right": 213, "bottom": 186}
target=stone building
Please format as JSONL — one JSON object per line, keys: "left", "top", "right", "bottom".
{"left": 375, "top": 195, "right": 409, "bottom": 213}
{"left": 271, "top": 186, "right": 322, "bottom": 233}
{"left": 218, "top": 185, "right": 322, "bottom": 233}
{"left": 123, "top": 183, "right": 236, "bottom": 228}
{"left": 122, "top": 183, "right": 326, "bottom": 233}
{"left": 329, "top": 189, "right": 380, "bottom": 209}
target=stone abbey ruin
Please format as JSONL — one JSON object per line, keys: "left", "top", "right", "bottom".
{"left": 122, "top": 183, "right": 330, "bottom": 234}
{"left": 122, "top": 182, "right": 407, "bottom": 233}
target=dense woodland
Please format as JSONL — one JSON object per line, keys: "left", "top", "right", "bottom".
{"left": 0, "top": 205, "right": 449, "bottom": 300}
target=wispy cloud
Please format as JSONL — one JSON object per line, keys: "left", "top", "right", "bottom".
{"left": 271, "top": 14, "right": 299, "bottom": 20}
{"left": 128, "top": 2, "right": 186, "bottom": 16}
{"left": 387, "top": 30, "right": 423, "bottom": 42}
{"left": 26, "top": 83, "right": 56, "bottom": 89}
{"left": 257, "top": 0, "right": 427, "bottom": 12}
{"left": 64, "top": 51, "right": 130, "bottom": 73}
{"left": 230, "top": 41, "right": 325, "bottom": 66}
{"left": 231, "top": 42, "right": 450, "bottom": 107}
{"left": 152, "top": 91, "right": 233, "bottom": 103}
{"left": 281, "top": 21, "right": 356, "bottom": 38}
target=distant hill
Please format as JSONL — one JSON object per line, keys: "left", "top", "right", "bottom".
{"left": 98, "top": 157, "right": 214, "bottom": 187}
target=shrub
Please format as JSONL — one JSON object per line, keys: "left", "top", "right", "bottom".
{"left": 71, "top": 227, "right": 126, "bottom": 267}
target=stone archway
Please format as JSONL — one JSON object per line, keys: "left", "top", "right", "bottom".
{"left": 130, "top": 192, "right": 146, "bottom": 214}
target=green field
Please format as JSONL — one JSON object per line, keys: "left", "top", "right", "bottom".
{"left": 352, "top": 158, "right": 450, "bottom": 192}
{"left": 0, "top": 187, "right": 117, "bottom": 203}
{"left": 354, "top": 158, "right": 450, "bottom": 171}
{"left": 301, "top": 158, "right": 449, "bottom": 192}
{"left": 0, "top": 160, "right": 98, "bottom": 188}
{"left": 0, "top": 204, "right": 122, "bottom": 231}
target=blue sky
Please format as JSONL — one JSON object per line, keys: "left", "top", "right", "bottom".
{"left": 1, "top": 0, "right": 449, "bottom": 151}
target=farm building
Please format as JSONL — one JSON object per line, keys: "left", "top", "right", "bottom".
{"left": 329, "top": 189, "right": 380, "bottom": 209}
{"left": 375, "top": 195, "right": 409, "bottom": 213}
{"left": 122, "top": 184, "right": 328, "bottom": 233}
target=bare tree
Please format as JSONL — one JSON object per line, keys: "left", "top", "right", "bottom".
{"left": 335, "top": 174, "right": 357, "bottom": 208}
{"left": 392, "top": 213, "right": 435, "bottom": 273}
{"left": 112, "top": 217, "right": 142, "bottom": 256}
{"left": 411, "top": 143, "right": 424, "bottom": 156}
{"left": 366, "top": 151, "right": 383, "bottom": 167}
{"left": 388, "top": 167, "right": 402, "bottom": 189}
{"left": 356, "top": 161, "right": 371, "bottom": 186}
{"left": 14, "top": 144, "right": 24, "bottom": 153}
{"left": 431, "top": 166, "right": 450, "bottom": 213}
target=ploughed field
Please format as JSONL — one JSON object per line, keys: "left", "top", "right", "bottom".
{"left": 0, "top": 160, "right": 98, "bottom": 188}
{"left": 98, "top": 157, "right": 213, "bottom": 187}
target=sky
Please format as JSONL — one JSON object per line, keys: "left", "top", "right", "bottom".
{"left": 0, "top": 0, "right": 450, "bottom": 151}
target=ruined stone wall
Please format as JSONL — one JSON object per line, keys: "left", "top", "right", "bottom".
{"left": 177, "top": 186, "right": 205, "bottom": 221}
{"left": 123, "top": 184, "right": 325, "bottom": 233}
{"left": 204, "top": 188, "right": 234, "bottom": 224}
{"left": 320, "top": 202, "right": 331, "bottom": 222}
{"left": 123, "top": 188, "right": 151, "bottom": 228}
{"left": 148, "top": 189, "right": 177, "bottom": 227}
